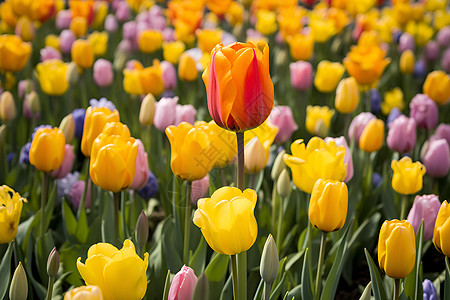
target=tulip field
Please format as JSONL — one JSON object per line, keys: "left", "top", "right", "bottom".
{"left": 1, "top": 0, "right": 450, "bottom": 299}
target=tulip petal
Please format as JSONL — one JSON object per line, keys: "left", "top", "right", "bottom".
{"left": 384, "top": 226, "right": 416, "bottom": 278}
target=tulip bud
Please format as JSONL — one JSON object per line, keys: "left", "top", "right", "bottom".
{"left": 260, "top": 234, "right": 279, "bottom": 284}
{"left": 244, "top": 137, "right": 266, "bottom": 174}
{"left": 422, "top": 139, "right": 450, "bottom": 178}
{"left": 409, "top": 94, "right": 438, "bottom": 130}
{"left": 407, "top": 194, "right": 441, "bottom": 241}
{"left": 0, "top": 124, "right": 6, "bottom": 147}
{"left": 47, "top": 247, "right": 60, "bottom": 278}
{"left": 178, "top": 53, "right": 198, "bottom": 82}
{"left": 23, "top": 91, "right": 40, "bottom": 120}
{"left": 66, "top": 62, "right": 79, "bottom": 86}
{"left": 139, "top": 94, "right": 156, "bottom": 126}
{"left": 387, "top": 115, "right": 416, "bottom": 153}
{"left": 289, "top": 61, "right": 313, "bottom": 91}
{"left": 93, "top": 59, "right": 114, "bottom": 88}
{"left": 0, "top": 91, "right": 17, "bottom": 122}
{"left": 59, "top": 114, "right": 75, "bottom": 143}
{"left": 348, "top": 112, "right": 376, "bottom": 143}
{"left": 168, "top": 266, "right": 198, "bottom": 300}
{"left": 271, "top": 150, "right": 286, "bottom": 181}
{"left": 192, "top": 273, "right": 209, "bottom": 300}
{"left": 161, "top": 61, "right": 177, "bottom": 91}
{"left": 335, "top": 77, "right": 360, "bottom": 114}
{"left": 9, "top": 262, "right": 28, "bottom": 300}
{"left": 135, "top": 210, "right": 149, "bottom": 251}
{"left": 399, "top": 49, "right": 415, "bottom": 74}
{"left": 391, "top": 156, "right": 426, "bottom": 195}
{"left": 59, "top": 29, "right": 76, "bottom": 55}
{"left": 359, "top": 119, "right": 384, "bottom": 153}
{"left": 277, "top": 169, "right": 291, "bottom": 198}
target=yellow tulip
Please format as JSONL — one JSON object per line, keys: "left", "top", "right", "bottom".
{"left": 359, "top": 118, "right": 384, "bottom": 153}
{"left": 225, "top": 1, "right": 244, "bottom": 26}
{"left": 138, "top": 30, "right": 163, "bottom": 54}
{"left": 256, "top": 10, "right": 277, "bottom": 35}
{"left": 29, "top": 127, "right": 65, "bottom": 173}
{"left": 0, "top": 185, "right": 26, "bottom": 244}
{"left": 378, "top": 219, "right": 416, "bottom": 279}
{"left": 399, "top": 49, "right": 415, "bottom": 74}
{"left": 309, "top": 17, "right": 336, "bottom": 43}
{"left": 64, "top": 286, "right": 104, "bottom": 300}
{"left": 178, "top": 53, "right": 198, "bottom": 82}
{"left": 0, "top": 34, "right": 31, "bottom": 73}
{"left": 92, "top": 1, "right": 108, "bottom": 29}
{"left": 434, "top": 10, "right": 450, "bottom": 30}
{"left": 381, "top": 88, "right": 404, "bottom": 115}
{"left": 90, "top": 134, "right": 138, "bottom": 192}
{"left": 88, "top": 31, "right": 108, "bottom": 56}
{"left": 433, "top": 201, "right": 450, "bottom": 257}
{"left": 391, "top": 156, "right": 426, "bottom": 195}
{"left": 71, "top": 39, "right": 94, "bottom": 69}
{"left": 77, "top": 240, "right": 148, "bottom": 300}
{"left": 36, "top": 59, "right": 69, "bottom": 96}
{"left": 314, "top": 60, "right": 345, "bottom": 93}
{"left": 278, "top": 7, "right": 306, "bottom": 40}
{"left": 100, "top": 122, "right": 131, "bottom": 138}
{"left": 196, "top": 29, "right": 222, "bottom": 53}
{"left": 81, "top": 107, "right": 120, "bottom": 157}
{"left": 0, "top": 2, "right": 18, "bottom": 28}
{"left": 205, "top": 0, "right": 232, "bottom": 15}
{"left": 45, "top": 34, "right": 60, "bottom": 50}
{"left": 166, "top": 122, "right": 217, "bottom": 181}
{"left": 205, "top": 121, "right": 237, "bottom": 168}
{"left": 286, "top": 30, "right": 314, "bottom": 61}
{"left": 305, "top": 105, "right": 335, "bottom": 136}
{"left": 335, "top": 77, "right": 360, "bottom": 114}
{"left": 423, "top": 71, "right": 450, "bottom": 106}
{"left": 70, "top": 16, "right": 88, "bottom": 38}
{"left": 163, "top": 41, "right": 186, "bottom": 64}
{"left": 245, "top": 121, "right": 278, "bottom": 166}
{"left": 405, "top": 21, "right": 434, "bottom": 46}
{"left": 123, "top": 61, "right": 164, "bottom": 96}
{"left": 309, "top": 179, "right": 348, "bottom": 232}
{"left": 193, "top": 186, "right": 258, "bottom": 255}
{"left": 15, "top": 16, "right": 35, "bottom": 42}
{"left": 139, "top": 94, "right": 156, "bottom": 126}
{"left": 284, "top": 137, "right": 347, "bottom": 194}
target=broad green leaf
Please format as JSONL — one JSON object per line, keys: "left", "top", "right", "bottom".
{"left": 62, "top": 199, "right": 77, "bottom": 239}
{"left": 301, "top": 248, "right": 313, "bottom": 300}
{"left": 359, "top": 281, "right": 372, "bottom": 300}
{"left": 189, "top": 237, "right": 207, "bottom": 277}
{"left": 0, "top": 242, "right": 13, "bottom": 300}
{"left": 404, "top": 221, "right": 424, "bottom": 300}
{"left": 163, "top": 269, "right": 171, "bottom": 300}
{"left": 270, "top": 272, "right": 286, "bottom": 300}
{"left": 364, "top": 248, "right": 387, "bottom": 300}
{"left": 445, "top": 257, "right": 450, "bottom": 300}
{"left": 219, "top": 274, "right": 233, "bottom": 300}
{"left": 205, "top": 253, "right": 229, "bottom": 282}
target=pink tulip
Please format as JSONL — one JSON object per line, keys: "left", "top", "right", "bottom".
{"left": 409, "top": 94, "right": 438, "bottom": 130}
{"left": 168, "top": 266, "right": 198, "bottom": 300}
{"left": 50, "top": 144, "right": 75, "bottom": 179}
{"left": 130, "top": 140, "right": 150, "bottom": 190}
{"left": 407, "top": 194, "right": 441, "bottom": 241}
{"left": 161, "top": 61, "right": 177, "bottom": 91}
{"left": 93, "top": 59, "right": 114, "bottom": 87}
{"left": 59, "top": 29, "right": 76, "bottom": 54}
{"left": 175, "top": 104, "right": 196, "bottom": 126}
{"left": 40, "top": 46, "right": 62, "bottom": 62}
{"left": 154, "top": 97, "right": 179, "bottom": 131}
{"left": 290, "top": 61, "right": 313, "bottom": 91}
{"left": 70, "top": 180, "right": 92, "bottom": 209}
{"left": 56, "top": 10, "right": 72, "bottom": 30}
{"left": 422, "top": 138, "right": 450, "bottom": 178}
{"left": 269, "top": 106, "right": 298, "bottom": 144}
{"left": 191, "top": 175, "right": 209, "bottom": 206}
{"left": 387, "top": 115, "right": 416, "bottom": 153}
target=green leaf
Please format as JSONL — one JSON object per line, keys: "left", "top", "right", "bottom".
{"left": 404, "top": 221, "right": 424, "bottom": 300}
{"left": 252, "top": 279, "right": 264, "bottom": 300}
{"left": 286, "top": 284, "right": 301, "bottom": 300}
{"left": 101, "top": 192, "right": 115, "bottom": 244}
{"left": 364, "top": 248, "right": 387, "bottom": 300}
{"left": 161, "top": 220, "right": 182, "bottom": 273}
{"left": 35, "top": 232, "right": 55, "bottom": 285}
{"left": 59, "top": 244, "right": 89, "bottom": 286}
{"left": 75, "top": 203, "right": 89, "bottom": 244}
{"left": 193, "top": 273, "right": 209, "bottom": 300}
{"left": 445, "top": 257, "right": 450, "bottom": 300}
{"left": 52, "top": 272, "right": 71, "bottom": 300}
{"left": 301, "top": 248, "right": 313, "bottom": 300}
{"left": 219, "top": 274, "right": 233, "bottom": 300}
{"left": 189, "top": 237, "right": 207, "bottom": 277}
{"left": 0, "top": 242, "right": 13, "bottom": 300}
{"left": 25, "top": 236, "right": 47, "bottom": 299}
{"left": 62, "top": 199, "right": 77, "bottom": 238}
{"left": 270, "top": 272, "right": 286, "bottom": 300}
{"left": 163, "top": 269, "right": 171, "bottom": 300}
{"left": 205, "top": 253, "right": 229, "bottom": 282}
{"left": 359, "top": 282, "right": 372, "bottom": 300}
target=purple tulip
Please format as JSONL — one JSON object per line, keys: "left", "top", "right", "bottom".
{"left": 89, "top": 97, "right": 116, "bottom": 112}
{"left": 387, "top": 115, "right": 416, "bottom": 153}
{"left": 368, "top": 88, "right": 382, "bottom": 114}
{"left": 437, "top": 26, "right": 450, "bottom": 48}
{"left": 69, "top": 179, "right": 92, "bottom": 209}
{"left": 348, "top": 112, "right": 376, "bottom": 143}
{"left": 442, "top": 48, "right": 450, "bottom": 73}
{"left": 175, "top": 104, "right": 196, "bottom": 126}
{"left": 433, "top": 124, "right": 450, "bottom": 145}
{"left": 93, "top": 59, "right": 114, "bottom": 87}
{"left": 325, "top": 136, "right": 354, "bottom": 182}
{"left": 161, "top": 61, "right": 177, "bottom": 91}
{"left": 19, "top": 142, "right": 32, "bottom": 165}
{"left": 18, "top": 80, "right": 34, "bottom": 99}
{"left": 50, "top": 144, "right": 75, "bottom": 179}
{"left": 115, "top": 1, "right": 131, "bottom": 22}
{"left": 59, "top": 29, "right": 76, "bottom": 54}
{"left": 269, "top": 106, "right": 298, "bottom": 144}
{"left": 409, "top": 94, "right": 438, "bottom": 130}
{"left": 168, "top": 266, "right": 198, "bottom": 300}
{"left": 163, "top": 28, "right": 175, "bottom": 42}
{"left": 398, "top": 32, "right": 415, "bottom": 52}
{"left": 422, "top": 138, "right": 450, "bottom": 178}
{"left": 56, "top": 10, "right": 72, "bottom": 30}
{"left": 137, "top": 171, "right": 158, "bottom": 199}
{"left": 191, "top": 175, "right": 209, "bottom": 206}
{"left": 154, "top": 96, "right": 178, "bottom": 131}
{"left": 123, "top": 21, "right": 137, "bottom": 41}
{"left": 290, "top": 61, "right": 313, "bottom": 91}
{"left": 407, "top": 194, "right": 441, "bottom": 241}
{"left": 425, "top": 41, "right": 439, "bottom": 62}
{"left": 105, "top": 14, "right": 118, "bottom": 33}
{"left": 72, "top": 108, "right": 85, "bottom": 140}
{"left": 40, "top": 46, "right": 62, "bottom": 62}
{"left": 423, "top": 279, "right": 438, "bottom": 300}
{"left": 413, "top": 59, "right": 427, "bottom": 78}
{"left": 372, "top": 172, "right": 382, "bottom": 188}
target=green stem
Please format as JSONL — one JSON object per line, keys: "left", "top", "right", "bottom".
{"left": 314, "top": 231, "right": 327, "bottom": 300}
{"left": 263, "top": 282, "right": 272, "bottom": 300}
{"left": 45, "top": 276, "right": 55, "bottom": 300}
{"left": 78, "top": 159, "right": 90, "bottom": 219}
{"left": 120, "top": 192, "right": 128, "bottom": 238}
{"left": 40, "top": 172, "right": 49, "bottom": 236}
{"left": 236, "top": 132, "right": 245, "bottom": 190}
{"left": 237, "top": 251, "right": 246, "bottom": 300}
{"left": 400, "top": 195, "right": 408, "bottom": 220}
{"left": 183, "top": 181, "right": 192, "bottom": 264}
{"left": 394, "top": 278, "right": 400, "bottom": 300}
{"left": 231, "top": 254, "right": 239, "bottom": 300}
{"left": 276, "top": 196, "right": 284, "bottom": 254}
{"left": 113, "top": 192, "right": 120, "bottom": 243}
{"left": 271, "top": 184, "right": 277, "bottom": 235}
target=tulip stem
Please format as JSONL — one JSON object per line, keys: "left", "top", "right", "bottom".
{"left": 263, "top": 282, "right": 272, "bottom": 300}
{"left": 314, "top": 231, "right": 327, "bottom": 300}
{"left": 236, "top": 132, "right": 245, "bottom": 190}
{"left": 394, "top": 279, "right": 400, "bottom": 300}
{"left": 183, "top": 181, "right": 192, "bottom": 264}
{"left": 40, "top": 172, "right": 49, "bottom": 236}
{"left": 231, "top": 254, "right": 239, "bottom": 300}
{"left": 114, "top": 192, "right": 120, "bottom": 243}
{"left": 78, "top": 159, "right": 90, "bottom": 219}
{"left": 237, "top": 251, "right": 247, "bottom": 300}
{"left": 45, "top": 276, "right": 55, "bottom": 300}
{"left": 400, "top": 195, "right": 408, "bottom": 220}
{"left": 276, "top": 196, "right": 284, "bottom": 254}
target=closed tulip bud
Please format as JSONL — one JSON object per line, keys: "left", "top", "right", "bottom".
{"left": 139, "top": 94, "right": 156, "bottom": 126}
{"left": 15, "top": 16, "right": 35, "bottom": 42}
{"left": 9, "top": 262, "right": 27, "bottom": 300}
{"left": 193, "top": 187, "right": 258, "bottom": 255}
{"left": 399, "top": 50, "right": 415, "bottom": 74}
{"left": 59, "top": 30, "right": 76, "bottom": 55}
{"left": 255, "top": 10, "right": 277, "bottom": 35}
{"left": 65, "top": 62, "right": 79, "bottom": 86}
{"left": 309, "top": 179, "right": 348, "bottom": 232}
{"left": 161, "top": 61, "right": 177, "bottom": 91}
{"left": 179, "top": 53, "right": 198, "bottom": 82}
{"left": 422, "top": 139, "right": 450, "bottom": 178}
{"left": 260, "top": 234, "right": 279, "bottom": 284}
{"left": 425, "top": 41, "right": 439, "bottom": 62}
{"left": 77, "top": 240, "right": 148, "bottom": 300}
{"left": 348, "top": 112, "right": 376, "bottom": 143}
{"left": 93, "top": 59, "right": 114, "bottom": 88}
{"left": 50, "top": 144, "right": 75, "bottom": 179}
{"left": 130, "top": 140, "right": 149, "bottom": 190}
{"left": 23, "top": 91, "right": 40, "bottom": 120}
{"left": 0, "top": 185, "right": 26, "bottom": 244}
{"left": 398, "top": 33, "right": 415, "bottom": 53}
{"left": 359, "top": 119, "right": 385, "bottom": 153}
{"left": 105, "top": 14, "right": 118, "bottom": 33}
{"left": 387, "top": 115, "right": 416, "bottom": 153}
{"left": 268, "top": 106, "right": 298, "bottom": 144}
{"left": 335, "top": 77, "right": 360, "bottom": 114}
{"left": 71, "top": 39, "right": 94, "bottom": 69}
{"left": 135, "top": 210, "right": 149, "bottom": 251}
{"left": 422, "top": 279, "right": 437, "bottom": 300}
{"left": 305, "top": 105, "right": 335, "bottom": 136}
{"left": 314, "top": 60, "right": 345, "bottom": 93}
{"left": 423, "top": 71, "right": 450, "bottom": 106}
{"left": 433, "top": 201, "right": 450, "bottom": 257}
{"left": 290, "top": 61, "right": 313, "bottom": 91}
{"left": 154, "top": 96, "right": 178, "bottom": 131}
{"left": 407, "top": 194, "right": 441, "bottom": 241}
{"left": 29, "top": 127, "right": 65, "bottom": 173}
{"left": 378, "top": 220, "right": 416, "bottom": 279}
{"left": 409, "top": 94, "right": 438, "bottom": 130}
{"left": 138, "top": 30, "right": 163, "bottom": 54}
{"left": 56, "top": 10, "right": 72, "bottom": 30}
{"left": 277, "top": 169, "right": 291, "bottom": 198}
{"left": 64, "top": 285, "right": 104, "bottom": 300}
{"left": 168, "top": 266, "right": 198, "bottom": 300}
{"left": 191, "top": 175, "right": 209, "bottom": 206}
{"left": 59, "top": 114, "right": 75, "bottom": 143}
{"left": 391, "top": 156, "right": 426, "bottom": 195}
{"left": 175, "top": 104, "right": 196, "bottom": 126}
{"left": 244, "top": 137, "right": 266, "bottom": 174}
{"left": 47, "top": 247, "right": 60, "bottom": 278}
{"left": 0, "top": 91, "right": 16, "bottom": 121}
{"left": 70, "top": 16, "right": 88, "bottom": 38}
{"left": 271, "top": 150, "right": 286, "bottom": 181}
{"left": 40, "top": 46, "right": 62, "bottom": 62}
